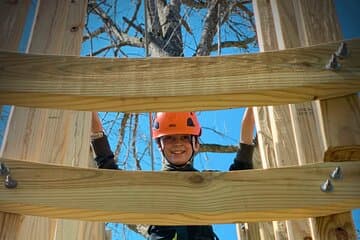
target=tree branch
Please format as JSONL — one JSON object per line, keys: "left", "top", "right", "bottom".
{"left": 88, "top": 2, "right": 144, "bottom": 48}
{"left": 124, "top": 0, "right": 142, "bottom": 33}
{"left": 196, "top": 0, "right": 221, "bottom": 56}
{"left": 82, "top": 26, "right": 106, "bottom": 42}
{"left": 132, "top": 114, "right": 141, "bottom": 170}
{"left": 209, "top": 37, "right": 256, "bottom": 52}
{"left": 114, "top": 113, "right": 130, "bottom": 161}
{"left": 200, "top": 143, "right": 238, "bottom": 153}
{"left": 180, "top": 0, "right": 207, "bottom": 9}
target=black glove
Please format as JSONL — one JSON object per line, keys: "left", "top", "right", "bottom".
{"left": 91, "top": 133, "right": 119, "bottom": 170}
{"left": 229, "top": 143, "right": 254, "bottom": 171}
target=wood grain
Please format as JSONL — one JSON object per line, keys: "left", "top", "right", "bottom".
{"left": 291, "top": 1, "right": 360, "bottom": 239}
{"left": 0, "top": 39, "right": 359, "bottom": 112}
{"left": 254, "top": 0, "right": 357, "bottom": 239}
{"left": 254, "top": 0, "right": 313, "bottom": 239}
{"left": 0, "top": 0, "right": 31, "bottom": 50}
{"left": 0, "top": 1, "right": 104, "bottom": 240}
{"left": 0, "top": 157, "right": 359, "bottom": 225}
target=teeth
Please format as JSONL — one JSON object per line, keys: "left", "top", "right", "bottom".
{"left": 172, "top": 151, "right": 183, "bottom": 154}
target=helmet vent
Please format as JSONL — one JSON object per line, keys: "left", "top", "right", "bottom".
{"left": 187, "top": 118, "right": 195, "bottom": 127}
{"left": 153, "top": 122, "right": 160, "bottom": 129}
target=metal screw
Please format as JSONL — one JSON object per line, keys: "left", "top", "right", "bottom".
{"left": 0, "top": 163, "right": 9, "bottom": 176}
{"left": 4, "top": 174, "right": 17, "bottom": 189}
{"left": 330, "top": 166, "right": 343, "bottom": 180}
{"left": 325, "top": 53, "right": 340, "bottom": 70}
{"left": 1, "top": 162, "right": 18, "bottom": 189}
{"left": 335, "top": 42, "right": 348, "bottom": 59}
{"left": 320, "top": 179, "right": 333, "bottom": 192}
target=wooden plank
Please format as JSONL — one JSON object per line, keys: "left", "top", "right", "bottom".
{"left": 253, "top": 1, "right": 292, "bottom": 239}
{"left": 267, "top": 1, "right": 317, "bottom": 239}
{"left": 314, "top": 146, "right": 360, "bottom": 240}
{"left": 320, "top": 95, "right": 360, "bottom": 146}
{"left": 0, "top": 1, "right": 33, "bottom": 239}
{"left": 254, "top": 0, "right": 311, "bottom": 239}
{"left": 288, "top": 1, "right": 359, "bottom": 239}
{"left": 0, "top": 1, "right": 105, "bottom": 240}
{"left": 0, "top": 0, "right": 31, "bottom": 50}
{"left": 0, "top": 156, "right": 359, "bottom": 225}
{"left": 0, "top": 39, "right": 360, "bottom": 112}
{"left": 316, "top": 96, "right": 360, "bottom": 240}
{"left": 0, "top": 212, "right": 24, "bottom": 240}
{"left": 255, "top": 0, "right": 358, "bottom": 239}
{"left": 270, "top": 0, "right": 301, "bottom": 50}
{"left": 253, "top": 0, "right": 278, "bottom": 52}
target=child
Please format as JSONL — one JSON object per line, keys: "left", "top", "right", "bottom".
{"left": 91, "top": 109, "right": 255, "bottom": 240}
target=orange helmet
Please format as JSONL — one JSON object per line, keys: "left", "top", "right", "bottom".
{"left": 152, "top": 112, "right": 201, "bottom": 139}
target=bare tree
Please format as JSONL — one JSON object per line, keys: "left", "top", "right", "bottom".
{"left": 84, "top": 0, "right": 256, "bottom": 238}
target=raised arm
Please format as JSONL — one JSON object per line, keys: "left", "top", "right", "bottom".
{"left": 91, "top": 112, "right": 103, "bottom": 134}
{"left": 91, "top": 112, "right": 119, "bottom": 169}
{"left": 240, "top": 107, "right": 255, "bottom": 145}
{"left": 229, "top": 107, "right": 255, "bottom": 171}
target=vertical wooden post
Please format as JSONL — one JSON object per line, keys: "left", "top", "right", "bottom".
{"left": 285, "top": 1, "right": 358, "bottom": 239}
{"left": 0, "top": 0, "right": 30, "bottom": 50}
{"left": 253, "top": 0, "right": 301, "bottom": 239}
{"left": 0, "top": 1, "right": 32, "bottom": 239}
{"left": 254, "top": 0, "right": 358, "bottom": 239}
{"left": 0, "top": 1, "right": 106, "bottom": 239}
{"left": 236, "top": 147, "right": 270, "bottom": 240}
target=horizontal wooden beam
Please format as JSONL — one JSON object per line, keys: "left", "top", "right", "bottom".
{"left": 0, "top": 39, "right": 359, "bottom": 112}
{"left": 0, "top": 147, "right": 359, "bottom": 225}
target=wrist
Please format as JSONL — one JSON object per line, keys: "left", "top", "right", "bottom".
{"left": 91, "top": 131, "right": 104, "bottom": 140}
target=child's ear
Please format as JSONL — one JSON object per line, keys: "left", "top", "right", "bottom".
{"left": 193, "top": 141, "right": 200, "bottom": 152}
{"left": 156, "top": 140, "right": 164, "bottom": 151}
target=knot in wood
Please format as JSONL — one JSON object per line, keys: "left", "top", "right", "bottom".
{"left": 71, "top": 26, "right": 79, "bottom": 32}
{"left": 188, "top": 173, "right": 204, "bottom": 184}
{"left": 335, "top": 227, "right": 348, "bottom": 240}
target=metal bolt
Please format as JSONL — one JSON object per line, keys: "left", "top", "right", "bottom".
{"left": 335, "top": 42, "right": 349, "bottom": 59}
{"left": 239, "top": 223, "right": 246, "bottom": 230}
{"left": 4, "top": 174, "right": 17, "bottom": 189}
{"left": 325, "top": 53, "right": 340, "bottom": 70}
{"left": 0, "top": 163, "right": 9, "bottom": 176}
{"left": 320, "top": 179, "right": 333, "bottom": 192}
{"left": 330, "top": 166, "right": 343, "bottom": 180}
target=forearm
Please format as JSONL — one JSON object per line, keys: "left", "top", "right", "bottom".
{"left": 230, "top": 108, "right": 255, "bottom": 171}
{"left": 91, "top": 112, "right": 118, "bottom": 169}
{"left": 229, "top": 143, "right": 254, "bottom": 171}
{"left": 240, "top": 107, "right": 254, "bottom": 145}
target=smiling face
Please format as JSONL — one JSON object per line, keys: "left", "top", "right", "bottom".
{"left": 159, "top": 134, "right": 200, "bottom": 166}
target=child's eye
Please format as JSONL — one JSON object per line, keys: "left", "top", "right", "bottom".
{"left": 162, "top": 135, "right": 192, "bottom": 143}
{"left": 180, "top": 136, "right": 192, "bottom": 142}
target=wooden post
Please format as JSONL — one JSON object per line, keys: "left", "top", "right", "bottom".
{"left": 0, "top": 1, "right": 106, "bottom": 239}
{"left": 254, "top": 0, "right": 358, "bottom": 239}
{"left": 279, "top": 1, "right": 358, "bottom": 239}
{"left": 0, "top": 0, "right": 30, "bottom": 50}
{"left": 253, "top": 0, "right": 296, "bottom": 239}
{"left": 0, "top": 1, "right": 32, "bottom": 239}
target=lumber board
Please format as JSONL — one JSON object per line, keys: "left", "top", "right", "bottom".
{"left": 0, "top": 156, "right": 359, "bottom": 225}
{"left": 0, "top": 1, "right": 104, "bottom": 240}
{"left": 288, "top": 0, "right": 360, "bottom": 239}
{"left": 0, "top": 39, "right": 359, "bottom": 112}
{"left": 0, "top": 0, "right": 30, "bottom": 51}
